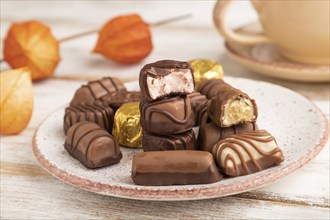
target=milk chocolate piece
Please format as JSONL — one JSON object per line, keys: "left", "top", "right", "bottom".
{"left": 195, "top": 99, "right": 211, "bottom": 127}
{"left": 139, "top": 60, "right": 194, "bottom": 101}
{"left": 198, "top": 122, "right": 258, "bottom": 152}
{"left": 188, "top": 92, "right": 207, "bottom": 111}
{"left": 70, "top": 77, "right": 126, "bottom": 106}
{"left": 140, "top": 95, "right": 194, "bottom": 134}
{"left": 207, "top": 81, "right": 258, "bottom": 127}
{"left": 212, "top": 130, "right": 285, "bottom": 177}
{"left": 197, "top": 79, "right": 225, "bottom": 99}
{"left": 64, "top": 121, "right": 122, "bottom": 169}
{"left": 63, "top": 101, "right": 114, "bottom": 135}
{"left": 142, "top": 129, "right": 196, "bottom": 152}
{"left": 131, "top": 150, "right": 222, "bottom": 186}
{"left": 99, "top": 91, "right": 141, "bottom": 112}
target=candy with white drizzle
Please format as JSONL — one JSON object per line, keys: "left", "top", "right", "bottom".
{"left": 212, "top": 130, "right": 285, "bottom": 177}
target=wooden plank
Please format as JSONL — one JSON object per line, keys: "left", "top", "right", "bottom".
{"left": 1, "top": 175, "right": 329, "bottom": 219}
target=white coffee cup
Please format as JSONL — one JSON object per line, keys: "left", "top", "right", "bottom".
{"left": 213, "top": 0, "right": 330, "bottom": 65}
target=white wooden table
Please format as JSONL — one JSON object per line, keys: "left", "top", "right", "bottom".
{"left": 1, "top": 1, "right": 329, "bottom": 219}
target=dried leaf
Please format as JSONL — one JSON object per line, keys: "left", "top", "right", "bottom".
{"left": 0, "top": 67, "right": 33, "bottom": 134}
{"left": 94, "top": 14, "right": 153, "bottom": 64}
{"left": 3, "top": 20, "right": 60, "bottom": 80}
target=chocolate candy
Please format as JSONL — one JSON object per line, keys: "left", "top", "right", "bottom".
{"left": 131, "top": 150, "right": 223, "bottom": 186}
{"left": 64, "top": 121, "right": 122, "bottom": 169}
{"left": 212, "top": 130, "right": 285, "bottom": 177}
{"left": 99, "top": 91, "right": 141, "bottom": 112}
{"left": 197, "top": 79, "right": 225, "bottom": 99}
{"left": 189, "top": 59, "right": 224, "bottom": 90}
{"left": 112, "top": 102, "right": 143, "bottom": 148}
{"left": 207, "top": 81, "right": 258, "bottom": 127}
{"left": 140, "top": 95, "right": 194, "bottom": 134}
{"left": 198, "top": 122, "right": 258, "bottom": 152}
{"left": 195, "top": 99, "right": 211, "bottom": 127}
{"left": 63, "top": 101, "right": 114, "bottom": 135}
{"left": 139, "top": 60, "right": 195, "bottom": 101}
{"left": 70, "top": 77, "right": 126, "bottom": 106}
{"left": 142, "top": 129, "right": 196, "bottom": 152}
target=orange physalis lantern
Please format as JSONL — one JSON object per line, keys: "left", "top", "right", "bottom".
{"left": 3, "top": 20, "right": 60, "bottom": 80}
{"left": 93, "top": 14, "right": 153, "bottom": 64}
{"left": 0, "top": 67, "right": 33, "bottom": 134}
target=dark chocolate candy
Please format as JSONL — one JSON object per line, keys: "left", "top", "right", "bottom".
{"left": 139, "top": 60, "right": 195, "bottom": 101}
{"left": 140, "top": 95, "right": 194, "bottom": 134}
{"left": 131, "top": 150, "right": 223, "bottom": 186}
{"left": 197, "top": 79, "right": 225, "bottom": 99}
{"left": 142, "top": 129, "right": 196, "bottom": 152}
{"left": 63, "top": 101, "right": 114, "bottom": 135}
{"left": 64, "top": 121, "right": 122, "bottom": 169}
{"left": 207, "top": 80, "right": 258, "bottom": 127}
{"left": 99, "top": 91, "right": 141, "bottom": 112}
{"left": 198, "top": 122, "right": 258, "bottom": 152}
{"left": 70, "top": 77, "right": 126, "bottom": 106}
{"left": 212, "top": 130, "right": 285, "bottom": 177}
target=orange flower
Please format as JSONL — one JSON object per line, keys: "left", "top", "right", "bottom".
{"left": 3, "top": 20, "right": 60, "bottom": 80}
{"left": 0, "top": 67, "right": 33, "bottom": 134}
{"left": 94, "top": 14, "right": 153, "bottom": 64}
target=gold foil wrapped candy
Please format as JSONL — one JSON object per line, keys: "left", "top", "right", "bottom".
{"left": 112, "top": 102, "right": 142, "bottom": 148}
{"left": 189, "top": 59, "right": 224, "bottom": 90}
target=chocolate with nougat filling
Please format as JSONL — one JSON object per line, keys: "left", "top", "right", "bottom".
{"left": 206, "top": 80, "right": 258, "bottom": 127}
{"left": 131, "top": 150, "right": 223, "bottom": 186}
{"left": 139, "top": 60, "right": 195, "bottom": 101}
{"left": 64, "top": 121, "right": 122, "bottom": 169}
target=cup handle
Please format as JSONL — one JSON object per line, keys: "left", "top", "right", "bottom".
{"left": 213, "top": 0, "right": 271, "bottom": 45}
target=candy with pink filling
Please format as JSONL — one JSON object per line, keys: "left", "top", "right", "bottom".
{"left": 139, "top": 60, "right": 195, "bottom": 101}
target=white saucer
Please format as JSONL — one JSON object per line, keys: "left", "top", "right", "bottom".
{"left": 224, "top": 23, "right": 330, "bottom": 82}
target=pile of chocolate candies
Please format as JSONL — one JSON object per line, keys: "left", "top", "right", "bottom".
{"left": 63, "top": 59, "right": 285, "bottom": 186}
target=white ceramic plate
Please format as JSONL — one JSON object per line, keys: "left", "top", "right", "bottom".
{"left": 224, "top": 23, "right": 330, "bottom": 82}
{"left": 32, "top": 77, "right": 328, "bottom": 201}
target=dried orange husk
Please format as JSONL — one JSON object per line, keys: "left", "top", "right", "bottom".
{"left": 0, "top": 67, "right": 33, "bottom": 134}
{"left": 3, "top": 20, "right": 60, "bottom": 81}
{"left": 93, "top": 14, "right": 153, "bottom": 64}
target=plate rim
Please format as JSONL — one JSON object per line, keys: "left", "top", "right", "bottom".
{"left": 32, "top": 77, "right": 329, "bottom": 201}
{"left": 224, "top": 41, "right": 330, "bottom": 82}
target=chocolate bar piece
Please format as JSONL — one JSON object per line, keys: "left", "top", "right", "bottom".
{"left": 195, "top": 99, "right": 211, "bottom": 127}
{"left": 212, "top": 130, "right": 285, "bottom": 177}
{"left": 99, "top": 91, "right": 141, "bottom": 112}
{"left": 64, "top": 121, "right": 122, "bottom": 169}
{"left": 63, "top": 101, "right": 114, "bottom": 135}
{"left": 197, "top": 79, "right": 225, "bottom": 99}
{"left": 112, "top": 102, "right": 143, "bottom": 149}
{"left": 70, "top": 77, "right": 126, "bottom": 106}
{"left": 198, "top": 122, "right": 258, "bottom": 152}
{"left": 188, "top": 92, "right": 207, "bottom": 112}
{"left": 131, "top": 150, "right": 223, "bottom": 186}
{"left": 139, "top": 60, "right": 194, "bottom": 101}
{"left": 207, "top": 81, "right": 258, "bottom": 127}
{"left": 142, "top": 129, "right": 196, "bottom": 152}
{"left": 140, "top": 95, "right": 194, "bottom": 134}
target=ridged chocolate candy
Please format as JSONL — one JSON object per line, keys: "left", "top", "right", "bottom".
{"left": 64, "top": 121, "right": 122, "bottom": 169}
{"left": 142, "top": 129, "right": 196, "bottom": 152}
{"left": 70, "top": 77, "right": 126, "bottom": 106}
{"left": 131, "top": 150, "right": 223, "bottom": 186}
{"left": 212, "top": 130, "right": 285, "bottom": 177}
{"left": 140, "top": 95, "right": 194, "bottom": 134}
{"left": 139, "top": 60, "right": 195, "bottom": 101}
{"left": 197, "top": 79, "right": 225, "bottom": 99}
{"left": 198, "top": 122, "right": 258, "bottom": 152}
{"left": 63, "top": 101, "right": 113, "bottom": 135}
